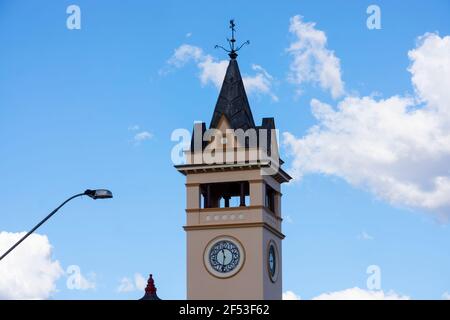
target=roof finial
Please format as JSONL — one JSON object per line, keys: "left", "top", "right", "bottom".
{"left": 145, "top": 274, "right": 157, "bottom": 294}
{"left": 215, "top": 19, "right": 250, "bottom": 60}
{"left": 140, "top": 273, "right": 161, "bottom": 300}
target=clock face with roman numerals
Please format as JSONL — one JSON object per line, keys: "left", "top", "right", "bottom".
{"left": 204, "top": 236, "right": 245, "bottom": 278}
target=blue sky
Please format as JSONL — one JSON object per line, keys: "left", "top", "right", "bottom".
{"left": 0, "top": 0, "right": 449, "bottom": 299}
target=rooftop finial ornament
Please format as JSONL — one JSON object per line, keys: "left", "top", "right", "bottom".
{"left": 140, "top": 274, "right": 161, "bottom": 300}
{"left": 215, "top": 19, "right": 250, "bottom": 60}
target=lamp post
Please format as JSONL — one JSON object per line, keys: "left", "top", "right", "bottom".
{"left": 0, "top": 189, "right": 113, "bottom": 262}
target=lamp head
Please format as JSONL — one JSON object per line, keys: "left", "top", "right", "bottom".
{"left": 84, "top": 189, "right": 113, "bottom": 200}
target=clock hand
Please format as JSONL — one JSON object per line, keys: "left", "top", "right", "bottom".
{"left": 221, "top": 249, "right": 226, "bottom": 271}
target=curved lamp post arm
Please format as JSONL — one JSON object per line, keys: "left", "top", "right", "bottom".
{"left": 0, "top": 193, "right": 84, "bottom": 262}
{"left": 0, "top": 189, "right": 112, "bottom": 262}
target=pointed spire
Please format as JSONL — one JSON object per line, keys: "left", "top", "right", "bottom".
{"left": 140, "top": 274, "right": 161, "bottom": 300}
{"left": 209, "top": 59, "right": 256, "bottom": 130}
{"left": 209, "top": 20, "right": 255, "bottom": 130}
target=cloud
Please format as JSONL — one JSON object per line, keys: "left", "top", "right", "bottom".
{"left": 408, "top": 33, "right": 450, "bottom": 117}
{"left": 283, "top": 290, "right": 301, "bottom": 300}
{"left": 128, "top": 125, "right": 140, "bottom": 131}
{"left": 244, "top": 65, "right": 279, "bottom": 102}
{"left": 0, "top": 231, "right": 64, "bottom": 299}
{"left": 166, "top": 44, "right": 278, "bottom": 101}
{"left": 116, "top": 273, "right": 147, "bottom": 293}
{"left": 134, "top": 131, "right": 153, "bottom": 142}
{"left": 117, "top": 277, "right": 134, "bottom": 293}
{"left": 443, "top": 292, "right": 450, "bottom": 300}
{"left": 284, "top": 288, "right": 409, "bottom": 300}
{"left": 287, "top": 15, "right": 345, "bottom": 99}
{"left": 129, "top": 126, "right": 152, "bottom": 145}
{"left": 167, "top": 44, "right": 204, "bottom": 68}
{"left": 134, "top": 273, "right": 147, "bottom": 291}
{"left": 358, "top": 231, "right": 374, "bottom": 240}
{"left": 283, "top": 33, "right": 450, "bottom": 219}
{"left": 313, "top": 287, "right": 410, "bottom": 300}
{"left": 197, "top": 55, "right": 229, "bottom": 88}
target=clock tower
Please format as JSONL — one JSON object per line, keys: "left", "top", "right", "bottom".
{"left": 175, "top": 21, "right": 291, "bottom": 300}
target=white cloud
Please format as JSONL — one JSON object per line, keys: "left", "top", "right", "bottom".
{"left": 283, "top": 290, "right": 301, "bottom": 300}
{"left": 116, "top": 273, "right": 147, "bottom": 293}
{"left": 134, "top": 273, "right": 147, "bottom": 291}
{"left": 283, "top": 33, "right": 450, "bottom": 219}
{"left": 197, "top": 55, "right": 228, "bottom": 88}
{"left": 358, "top": 231, "right": 374, "bottom": 240}
{"left": 128, "top": 125, "right": 140, "bottom": 131}
{"left": 408, "top": 33, "right": 450, "bottom": 118}
{"left": 186, "top": 32, "right": 192, "bottom": 38}
{"left": 167, "top": 44, "right": 278, "bottom": 101}
{"left": 0, "top": 231, "right": 64, "bottom": 299}
{"left": 443, "top": 291, "right": 450, "bottom": 300}
{"left": 129, "top": 126, "right": 152, "bottom": 145}
{"left": 284, "top": 288, "right": 409, "bottom": 300}
{"left": 243, "top": 65, "right": 279, "bottom": 102}
{"left": 287, "top": 15, "right": 345, "bottom": 99}
{"left": 313, "top": 287, "right": 410, "bottom": 300}
{"left": 168, "top": 44, "right": 204, "bottom": 68}
{"left": 117, "top": 277, "right": 134, "bottom": 293}
{"left": 134, "top": 131, "right": 153, "bottom": 142}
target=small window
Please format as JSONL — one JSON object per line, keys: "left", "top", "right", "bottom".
{"left": 265, "top": 184, "right": 275, "bottom": 213}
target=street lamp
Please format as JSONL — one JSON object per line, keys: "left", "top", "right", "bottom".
{"left": 0, "top": 189, "right": 113, "bottom": 262}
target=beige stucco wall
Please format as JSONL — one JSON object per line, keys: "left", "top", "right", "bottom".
{"left": 262, "top": 228, "right": 282, "bottom": 300}
{"left": 187, "top": 226, "right": 279, "bottom": 300}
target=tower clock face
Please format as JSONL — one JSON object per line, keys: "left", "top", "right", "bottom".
{"left": 267, "top": 241, "right": 279, "bottom": 282}
{"left": 209, "top": 240, "right": 240, "bottom": 273}
{"left": 269, "top": 245, "right": 276, "bottom": 276}
{"left": 204, "top": 236, "right": 245, "bottom": 278}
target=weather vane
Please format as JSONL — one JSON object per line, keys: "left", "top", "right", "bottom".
{"left": 215, "top": 19, "right": 250, "bottom": 59}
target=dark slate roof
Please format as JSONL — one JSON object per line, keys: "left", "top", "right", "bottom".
{"left": 209, "top": 59, "right": 256, "bottom": 130}
{"left": 189, "top": 58, "right": 278, "bottom": 159}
